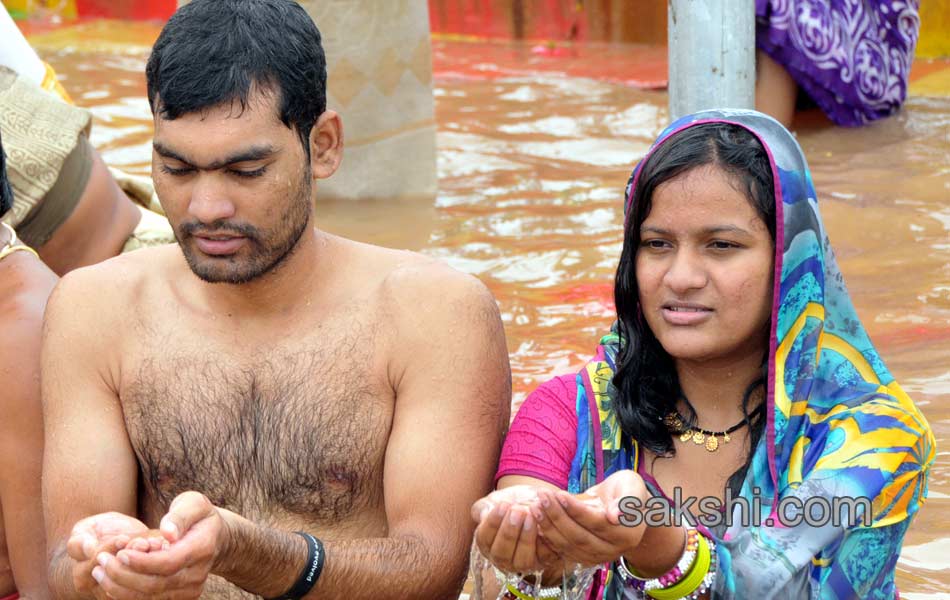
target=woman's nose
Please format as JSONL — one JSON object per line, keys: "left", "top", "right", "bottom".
{"left": 663, "top": 249, "right": 707, "bottom": 292}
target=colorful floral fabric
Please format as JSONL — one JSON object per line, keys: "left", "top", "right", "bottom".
{"left": 755, "top": 0, "right": 921, "bottom": 126}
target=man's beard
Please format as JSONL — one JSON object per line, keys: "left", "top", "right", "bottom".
{"left": 175, "top": 175, "right": 313, "bottom": 285}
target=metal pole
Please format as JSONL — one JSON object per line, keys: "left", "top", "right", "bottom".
{"left": 668, "top": 0, "right": 755, "bottom": 120}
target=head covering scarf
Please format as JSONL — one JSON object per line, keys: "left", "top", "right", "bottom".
{"left": 567, "top": 109, "right": 934, "bottom": 599}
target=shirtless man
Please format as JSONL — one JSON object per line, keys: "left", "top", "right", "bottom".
{"left": 42, "top": 1, "right": 511, "bottom": 599}
{"left": 0, "top": 130, "right": 57, "bottom": 599}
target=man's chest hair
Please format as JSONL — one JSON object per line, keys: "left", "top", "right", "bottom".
{"left": 121, "top": 344, "right": 392, "bottom": 522}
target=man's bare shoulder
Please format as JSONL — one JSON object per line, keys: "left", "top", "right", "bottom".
{"left": 46, "top": 244, "right": 182, "bottom": 338}
{"left": 350, "top": 240, "right": 510, "bottom": 425}
{"left": 52, "top": 245, "right": 180, "bottom": 305}
{"left": 352, "top": 241, "right": 497, "bottom": 317}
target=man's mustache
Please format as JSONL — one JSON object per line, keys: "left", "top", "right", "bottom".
{"left": 179, "top": 220, "right": 260, "bottom": 239}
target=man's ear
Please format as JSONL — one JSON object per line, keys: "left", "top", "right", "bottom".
{"left": 308, "top": 110, "right": 343, "bottom": 180}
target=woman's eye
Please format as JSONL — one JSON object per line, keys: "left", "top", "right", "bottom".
{"left": 641, "top": 239, "right": 669, "bottom": 249}
{"left": 710, "top": 240, "right": 739, "bottom": 250}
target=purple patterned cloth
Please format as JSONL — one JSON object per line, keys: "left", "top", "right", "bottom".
{"left": 756, "top": 0, "right": 921, "bottom": 126}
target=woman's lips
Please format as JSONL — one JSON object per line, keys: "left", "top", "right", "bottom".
{"left": 193, "top": 236, "right": 247, "bottom": 256}
{"left": 661, "top": 304, "right": 713, "bottom": 326}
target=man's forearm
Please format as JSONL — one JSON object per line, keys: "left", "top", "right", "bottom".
{"left": 216, "top": 513, "right": 466, "bottom": 600}
{"left": 212, "top": 511, "right": 304, "bottom": 597}
{"left": 312, "top": 535, "right": 466, "bottom": 600}
{"left": 48, "top": 544, "right": 92, "bottom": 600}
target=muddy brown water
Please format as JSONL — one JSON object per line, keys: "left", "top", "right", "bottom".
{"left": 32, "top": 24, "right": 950, "bottom": 596}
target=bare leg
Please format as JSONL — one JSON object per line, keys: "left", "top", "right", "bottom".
{"left": 755, "top": 49, "right": 797, "bottom": 128}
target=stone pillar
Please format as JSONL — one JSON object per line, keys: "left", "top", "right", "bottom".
{"left": 175, "top": 0, "right": 438, "bottom": 202}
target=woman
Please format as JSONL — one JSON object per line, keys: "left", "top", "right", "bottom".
{"left": 472, "top": 109, "right": 934, "bottom": 599}
{"left": 0, "top": 130, "right": 57, "bottom": 599}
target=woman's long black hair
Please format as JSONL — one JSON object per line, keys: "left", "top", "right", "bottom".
{"left": 613, "top": 123, "right": 776, "bottom": 491}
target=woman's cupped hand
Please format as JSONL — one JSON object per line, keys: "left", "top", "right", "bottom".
{"left": 472, "top": 485, "right": 559, "bottom": 574}
{"left": 471, "top": 471, "right": 650, "bottom": 573}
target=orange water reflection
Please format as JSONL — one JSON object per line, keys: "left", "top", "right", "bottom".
{"left": 33, "top": 24, "right": 950, "bottom": 595}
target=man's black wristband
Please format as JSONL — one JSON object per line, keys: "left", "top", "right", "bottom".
{"left": 268, "top": 531, "right": 325, "bottom": 600}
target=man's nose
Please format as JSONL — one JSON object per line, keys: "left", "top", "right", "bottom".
{"left": 663, "top": 248, "right": 707, "bottom": 293}
{"left": 188, "top": 174, "right": 236, "bottom": 224}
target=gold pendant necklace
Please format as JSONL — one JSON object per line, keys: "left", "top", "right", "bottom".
{"left": 663, "top": 411, "right": 751, "bottom": 453}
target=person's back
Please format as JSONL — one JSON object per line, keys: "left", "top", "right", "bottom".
{"left": 0, "top": 130, "right": 57, "bottom": 600}
{"left": 42, "top": 2, "right": 510, "bottom": 599}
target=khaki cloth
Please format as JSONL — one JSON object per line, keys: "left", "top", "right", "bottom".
{"left": 177, "top": 0, "right": 438, "bottom": 202}
{"left": 0, "top": 66, "right": 91, "bottom": 231}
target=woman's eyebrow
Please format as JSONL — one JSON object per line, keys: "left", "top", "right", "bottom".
{"left": 640, "top": 224, "right": 752, "bottom": 237}
{"left": 703, "top": 225, "right": 752, "bottom": 236}
{"left": 640, "top": 225, "right": 752, "bottom": 236}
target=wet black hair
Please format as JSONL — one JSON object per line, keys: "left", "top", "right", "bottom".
{"left": 612, "top": 123, "right": 775, "bottom": 492}
{"left": 1, "top": 129, "right": 12, "bottom": 218}
{"left": 145, "top": 0, "right": 327, "bottom": 154}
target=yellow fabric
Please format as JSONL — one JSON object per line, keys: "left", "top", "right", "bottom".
{"left": 40, "top": 61, "right": 73, "bottom": 104}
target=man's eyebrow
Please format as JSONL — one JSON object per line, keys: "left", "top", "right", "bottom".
{"left": 153, "top": 143, "right": 278, "bottom": 170}
{"left": 153, "top": 142, "right": 193, "bottom": 165}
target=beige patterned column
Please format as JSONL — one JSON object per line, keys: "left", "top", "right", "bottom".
{"left": 176, "top": 0, "right": 437, "bottom": 202}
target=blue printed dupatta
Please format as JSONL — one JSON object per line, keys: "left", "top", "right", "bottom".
{"left": 567, "top": 110, "right": 934, "bottom": 599}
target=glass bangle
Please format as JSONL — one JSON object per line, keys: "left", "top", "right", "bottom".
{"left": 617, "top": 526, "right": 698, "bottom": 591}
{"left": 646, "top": 534, "right": 713, "bottom": 600}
